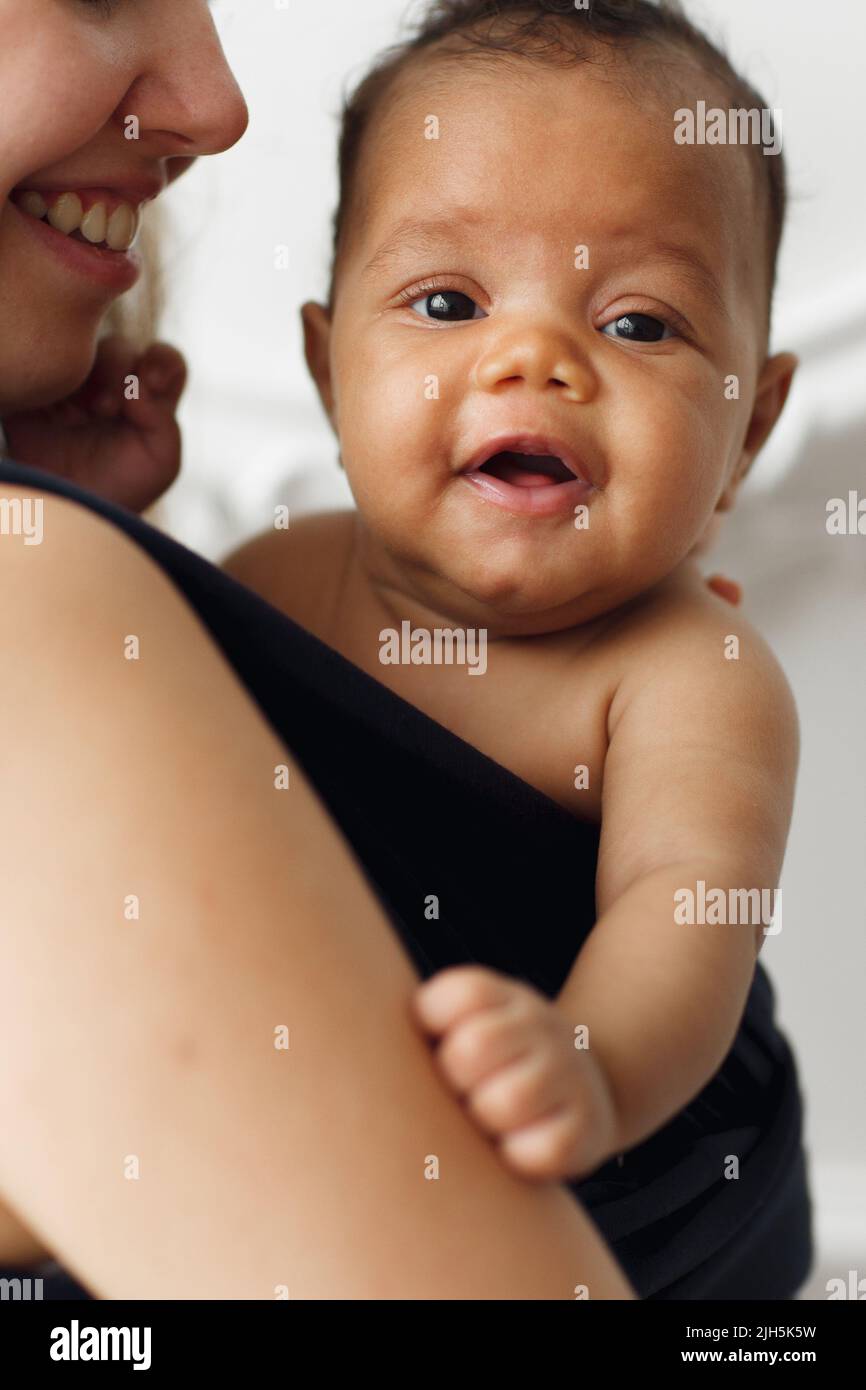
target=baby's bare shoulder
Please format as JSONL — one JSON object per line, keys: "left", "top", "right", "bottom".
{"left": 220, "top": 509, "right": 354, "bottom": 614}
{"left": 604, "top": 566, "right": 798, "bottom": 748}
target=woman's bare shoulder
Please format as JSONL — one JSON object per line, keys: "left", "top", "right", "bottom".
{"left": 0, "top": 479, "right": 176, "bottom": 593}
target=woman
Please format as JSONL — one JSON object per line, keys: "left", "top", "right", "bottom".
{"left": 0, "top": 0, "right": 637, "bottom": 1299}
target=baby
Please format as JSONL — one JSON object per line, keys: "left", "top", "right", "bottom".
{"left": 227, "top": 0, "right": 799, "bottom": 1184}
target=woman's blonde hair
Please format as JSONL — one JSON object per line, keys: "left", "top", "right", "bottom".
{"left": 101, "top": 204, "right": 167, "bottom": 524}
{"left": 101, "top": 203, "right": 164, "bottom": 349}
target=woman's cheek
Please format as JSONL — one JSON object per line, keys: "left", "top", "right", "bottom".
{"left": 0, "top": 31, "right": 122, "bottom": 195}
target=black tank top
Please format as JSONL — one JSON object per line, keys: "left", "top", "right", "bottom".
{"left": 0, "top": 459, "right": 813, "bottom": 1300}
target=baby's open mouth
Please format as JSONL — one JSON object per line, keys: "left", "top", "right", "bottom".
{"left": 458, "top": 434, "right": 598, "bottom": 517}
{"left": 476, "top": 451, "right": 578, "bottom": 489}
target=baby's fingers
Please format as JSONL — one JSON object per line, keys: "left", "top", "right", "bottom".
{"left": 76, "top": 334, "right": 139, "bottom": 417}
{"left": 122, "top": 342, "right": 187, "bottom": 430}
{"left": 467, "top": 1048, "right": 568, "bottom": 1136}
{"left": 137, "top": 342, "right": 187, "bottom": 408}
{"left": 499, "top": 1108, "right": 585, "bottom": 1182}
{"left": 706, "top": 573, "right": 743, "bottom": 606}
{"left": 435, "top": 1005, "right": 541, "bottom": 1095}
{"left": 412, "top": 964, "right": 525, "bottom": 1037}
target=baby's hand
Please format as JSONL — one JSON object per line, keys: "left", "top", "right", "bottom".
{"left": 2, "top": 335, "right": 186, "bottom": 514}
{"left": 706, "top": 573, "right": 743, "bottom": 606}
{"left": 412, "top": 966, "right": 620, "bottom": 1182}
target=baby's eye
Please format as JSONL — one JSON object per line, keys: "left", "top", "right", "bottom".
{"left": 407, "top": 289, "right": 486, "bottom": 323}
{"left": 601, "top": 313, "right": 673, "bottom": 343}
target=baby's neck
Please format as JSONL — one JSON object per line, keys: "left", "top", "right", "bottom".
{"left": 332, "top": 513, "right": 669, "bottom": 657}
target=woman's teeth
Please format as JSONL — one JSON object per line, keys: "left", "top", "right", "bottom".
{"left": 16, "top": 190, "right": 139, "bottom": 252}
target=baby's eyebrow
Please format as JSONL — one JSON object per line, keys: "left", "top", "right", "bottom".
{"left": 361, "top": 214, "right": 731, "bottom": 319}
{"left": 361, "top": 212, "right": 486, "bottom": 280}
{"left": 629, "top": 238, "right": 730, "bottom": 321}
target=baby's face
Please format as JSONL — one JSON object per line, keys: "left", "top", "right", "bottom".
{"left": 308, "top": 54, "right": 778, "bottom": 633}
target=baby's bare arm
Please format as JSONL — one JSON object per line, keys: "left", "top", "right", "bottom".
{"left": 556, "top": 596, "right": 799, "bottom": 1157}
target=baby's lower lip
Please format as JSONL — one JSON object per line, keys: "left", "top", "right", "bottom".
{"left": 460, "top": 468, "right": 595, "bottom": 518}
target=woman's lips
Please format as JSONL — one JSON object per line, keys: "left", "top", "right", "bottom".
{"left": 7, "top": 197, "right": 141, "bottom": 293}
{"left": 13, "top": 188, "right": 142, "bottom": 249}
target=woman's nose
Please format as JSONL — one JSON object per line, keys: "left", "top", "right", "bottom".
{"left": 127, "top": 1, "right": 249, "bottom": 159}
{"left": 471, "top": 327, "right": 597, "bottom": 403}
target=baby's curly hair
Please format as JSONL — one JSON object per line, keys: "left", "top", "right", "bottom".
{"left": 326, "top": 0, "right": 786, "bottom": 326}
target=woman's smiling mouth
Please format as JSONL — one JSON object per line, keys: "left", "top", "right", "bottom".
{"left": 13, "top": 188, "right": 142, "bottom": 251}
{"left": 7, "top": 182, "right": 158, "bottom": 292}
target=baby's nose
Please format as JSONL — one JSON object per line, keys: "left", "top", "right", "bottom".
{"left": 471, "top": 328, "right": 596, "bottom": 402}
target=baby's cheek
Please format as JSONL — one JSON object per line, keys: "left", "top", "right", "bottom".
{"left": 339, "top": 355, "right": 443, "bottom": 499}
{"left": 642, "top": 390, "right": 729, "bottom": 513}
{"left": 601, "top": 399, "right": 724, "bottom": 579}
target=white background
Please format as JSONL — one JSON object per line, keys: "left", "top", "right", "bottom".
{"left": 156, "top": 0, "right": 866, "bottom": 1296}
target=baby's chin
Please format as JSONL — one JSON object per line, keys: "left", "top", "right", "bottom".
{"left": 364, "top": 510, "right": 699, "bottom": 635}
{"left": 408, "top": 565, "right": 617, "bottom": 637}
{"left": 417, "top": 549, "right": 698, "bottom": 637}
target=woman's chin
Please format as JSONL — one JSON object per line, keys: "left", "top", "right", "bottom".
{"left": 0, "top": 338, "right": 98, "bottom": 416}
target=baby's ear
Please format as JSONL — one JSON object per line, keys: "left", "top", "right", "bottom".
{"left": 300, "top": 301, "right": 336, "bottom": 428}
{"left": 719, "top": 351, "right": 798, "bottom": 510}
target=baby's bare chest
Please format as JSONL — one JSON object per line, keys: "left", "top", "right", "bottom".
{"left": 332, "top": 603, "right": 613, "bottom": 823}
{"left": 366, "top": 650, "right": 611, "bottom": 822}
{"left": 251, "top": 514, "right": 617, "bottom": 823}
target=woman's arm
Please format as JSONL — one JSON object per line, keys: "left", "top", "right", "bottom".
{"left": 0, "top": 487, "right": 634, "bottom": 1299}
